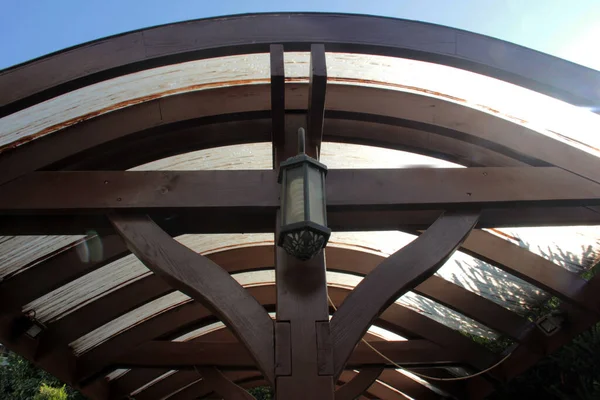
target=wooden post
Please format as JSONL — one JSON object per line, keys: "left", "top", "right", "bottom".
{"left": 275, "top": 231, "right": 334, "bottom": 399}
{"left": 273, "top": 43, "right": 333, "bottom": 399}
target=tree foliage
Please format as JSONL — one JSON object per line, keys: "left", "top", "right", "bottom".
{"left": 247, "top": 385, "right": 273, "bottom": 399}
{"left": 489, "top": 321, "right": 600, "bottom": 399}
{"left": 34, "top": 384, "right": 68, "bottom": 400}
{"left": 0, "top": 351, "right": 84, "bottom": 400}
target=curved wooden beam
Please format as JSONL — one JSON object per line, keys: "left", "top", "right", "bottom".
{"left": 335, "top": 367, "right": 383, "bottom": 400}
{"left": 197, "top": 367, "right": 255, "bottom": 400}
{"left": 109, "top": 214, "right": 275, "bottom": 385}
{"left": 5, "top": 81, "right": 600, "bottom": 189}
{"left": 78, "top": 285, "right": 495, "bottom": 388}
{"left": 2, "top": 13, "right": 597, "bottom": 114}
{"left": 330, "top": 211, "right": 479, "bottom": 378}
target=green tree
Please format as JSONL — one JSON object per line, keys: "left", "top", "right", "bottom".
{"left": 0, "top": 351, "right": 84, "bottom": 400}
{"left": 34, "top": 384, "right": 68, "bottom": 400}
{"left": 247, "top": 385, "right": 273, "bottom": 399}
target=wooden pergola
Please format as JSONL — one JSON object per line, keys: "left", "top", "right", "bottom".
{"left": 1, "top": 12, "right": 600, "bottom": 400}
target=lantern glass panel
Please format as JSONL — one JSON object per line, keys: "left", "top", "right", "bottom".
{"left": 307, "top": 166, "right": 326, "bottom": 226}
{"left": 284, "top": 166, "right": 305, "bottom": 225}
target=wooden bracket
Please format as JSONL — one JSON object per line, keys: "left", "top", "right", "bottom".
{"left": 330, "top": 211, "right": 480, "bottom": 379}
{"left": 109, "top": 213, "right": 275, "bottom": 385}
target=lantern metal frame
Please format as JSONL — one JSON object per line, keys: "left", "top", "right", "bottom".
{"left": 277, "top": 129, "right": 331, "bottom": 260}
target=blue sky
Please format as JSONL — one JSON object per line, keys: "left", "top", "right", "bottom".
{"left": 1, "top": 0, "right": 599, "bottom": 70}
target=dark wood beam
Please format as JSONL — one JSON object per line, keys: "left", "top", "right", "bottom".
{"left": 109, "top": 214, "right": 275, "bottom": 385}
{"left": 330, "top": 211, "right": 479, "bottom": 379}
{"left": 112, "top": 339, "right": 456, "bottom": 370}
{"left": 197, "top": 367, "right": 255, "bottom": 400}
{"left": 3, "top": 168, "right": 600, "bottom": 215}
{"left": 335, "top": 367, "right": 383, "bottom": 400}
{"left": 3, "top": 77, "right": 600, "bottom": 190}
{"left": 2, "top": 14, "right": 597, "bottom": 116}
{"left": 307, "top": 44, "right": 327, "bottom": 158}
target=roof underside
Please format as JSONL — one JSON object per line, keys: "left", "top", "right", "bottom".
{"left": 1, "top": 12, "right": 600, "bottom": 400}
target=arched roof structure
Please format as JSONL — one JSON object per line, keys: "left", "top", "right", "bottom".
{"left": 1, "top": 12, "right": 600, "bottom": 400}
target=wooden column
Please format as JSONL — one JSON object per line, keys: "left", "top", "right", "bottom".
{"left": 275, "top": 236, "right": 334, "bottom": 398}
{"left": 273, "top": 43, "right": 334, "bottom": 399}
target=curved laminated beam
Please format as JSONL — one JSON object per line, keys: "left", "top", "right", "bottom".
{"left": 24, "top": 243, "right": 527, "bottom": 383}
{"left": 4, "top": 81, "right": 600, "bottom": 188}
{"left": 197, "top": 367, "right": 255, "bottom": 400}
{"left": 2, "top": 13, "right": 598, "bottom": 115}
{"left": 77, "top": 285, "right": 496, "bottom": 388}
{"left": 330, "top": 211, "right": 479, "bottom": 378}
{"left": 109, "top": 214, "right": 275, "bottom": 385}
{"left": 335, "top": 367, "right": 383, "bottom": 400}
{"left": 113, "top": 328, "right": 445, "bottom": 400}
{"left": 97, "top": 245, "right": 528, "bottom": 398}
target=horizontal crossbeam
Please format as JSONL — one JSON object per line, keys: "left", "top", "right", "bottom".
{"left": 1, "top": 168, "right": 600, "bottom": 234}
{"left": 114, "top": 339, "right": 456, "bottom": 369}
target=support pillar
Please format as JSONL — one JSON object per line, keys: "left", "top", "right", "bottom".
{"left": 275, "top": 237, "right": 334, "bottom": 399}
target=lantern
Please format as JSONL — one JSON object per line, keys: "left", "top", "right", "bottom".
{"left": 277, "top": 128, "right": 331, "bottom": 260}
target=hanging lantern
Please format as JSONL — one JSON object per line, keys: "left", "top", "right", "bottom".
{"left": 277, "top": 128, "right": 331, "bottom": 260}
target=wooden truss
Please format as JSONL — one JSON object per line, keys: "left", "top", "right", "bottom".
{"left": 1, "top": 13, "right": 600, "bottom": 400}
